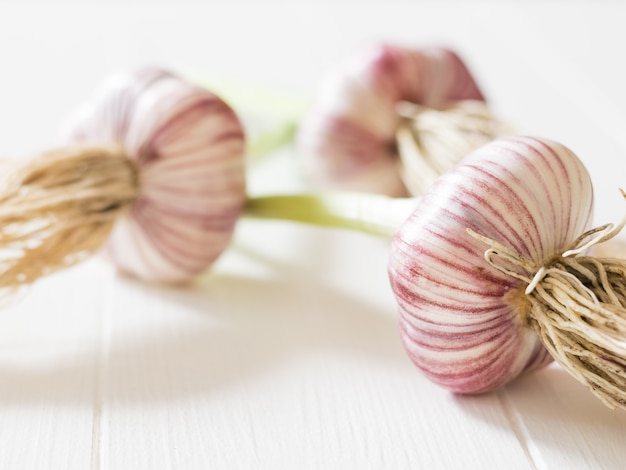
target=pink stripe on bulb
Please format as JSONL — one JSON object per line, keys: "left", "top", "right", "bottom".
{"left": 388, "top": 136, "right": 593, "bottom": 393}
{"left": 61, "top": 68, "right": 247, "bottom": 283}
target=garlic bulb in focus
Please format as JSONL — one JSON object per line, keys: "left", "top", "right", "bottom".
{"left": 246, "top": 134, "right": 626, "bottom": 408}
{"left": 62, "top": 68, "right": 246, "bottom": 283}
{"left": 389, "top": 136, "right": 594, "bottom": 394}
{"left": 297, "top": 44, "right": 497, "bottom": 197}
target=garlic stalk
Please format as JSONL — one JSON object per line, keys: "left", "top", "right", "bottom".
{"left": 245, "top": 192, "right": 419, "bottom": 238}
{"left": 0, "top": 67, "right": 246, "bottom": 289}
{"left": 246, "top": 120, "right": 297, "bottom": 163}
{"left": 297, "top": 44, "right": 510, "bottom": 197}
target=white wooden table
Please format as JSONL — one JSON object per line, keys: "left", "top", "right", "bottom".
{"left": 0, "top": 2, "right": 625, "bottom": 469}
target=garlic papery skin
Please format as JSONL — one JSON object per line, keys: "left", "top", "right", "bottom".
{"left": 296, "top": 44, "right": 488, "bottom": 197}
{"left": 388, "top": 136, "right": 594, "bottom": 395}
{"left": 62, "top": 68, "right": 247, "bottom": 283}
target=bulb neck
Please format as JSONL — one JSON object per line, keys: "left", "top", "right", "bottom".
{"left": 468, "top": 203, "right": 626, "bottom": 411}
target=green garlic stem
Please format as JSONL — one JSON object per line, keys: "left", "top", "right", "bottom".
{"left": 247, "top": 120, "right": 297, "bottom": 163}
{"left": 243, "top": 192, "right": 420, "bottom": 237}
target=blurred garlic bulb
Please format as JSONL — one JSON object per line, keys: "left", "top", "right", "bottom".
{"left": 297, "top": 44, "right": 509, "bottom": 196}
{"left": 0, "top": 67, "right": 246, "bottom": 291}
{"left": 61, "top": 67, "right": 247, "bottom": 283}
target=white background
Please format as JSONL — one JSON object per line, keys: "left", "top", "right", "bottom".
{"left": 0, "top": 2, "right": 625, "bottom": 469}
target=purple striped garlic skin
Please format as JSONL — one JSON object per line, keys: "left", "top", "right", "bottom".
{"left": 388, "top": 136, "right": 594, "bottom": 393}
{"left": 297, "top": 44, "right": 485, "bottom": 197}
{"left": 62, "top": 68, "right": 246, "bottom": 283}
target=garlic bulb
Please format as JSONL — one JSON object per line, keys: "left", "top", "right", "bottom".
{"left": 297, "top": 44, "right": 494, "bottom": 197}
{"left": 389, "top": 135, "right": 626, "bottom": 409}
{"left": 0, "top": 67, "right": 246, "bottom": 290}
{"left": 246, "top": 135, "right": 626, "bottom": 408}
{"left": 60, "top": 67, "right": 247, "bottom": 283}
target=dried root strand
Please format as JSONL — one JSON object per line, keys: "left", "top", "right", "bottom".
{"left": 395, "top": 100, "right": 513, "bottom": 196}
{"left": 527, "top": 256, "right": 626, "bottom": 410}
{"left": 468, "top": 220, "right": 626, "bottom": 411}
{"left": 0, "top": 146, "right": 139, "bottom": 291}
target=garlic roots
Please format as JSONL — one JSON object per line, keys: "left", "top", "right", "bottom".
{"left": 0, "top": 67, "right": 247, "bottom": 288}
{"left": 388, "top": 136, "right": 626, "bottom": 410}
{"left": 297, "top": 44, "right": 508, "bottom": 197}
